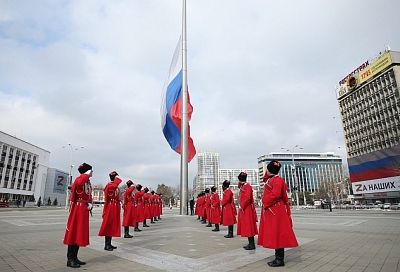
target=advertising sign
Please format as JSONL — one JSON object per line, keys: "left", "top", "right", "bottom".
{"left": 53, "top": 170, "right": 68, "bottom": 193}
{"left": 348, "top": 145, "right": 400, "bottom": 194}
{"left": 352, "top": 177, "right": 400, "bottom": 194}
{"left": 358, "top": 52, "right": 392, "bottom": 85}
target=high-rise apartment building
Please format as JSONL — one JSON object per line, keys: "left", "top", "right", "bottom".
{"left": 194, "top": 152, "right": 260, "bottom": 203}
{"left": 195, "top": 152, "right": 219, "bottom": 194}
{"left": 258, "top": 152, "right": 344, "bottom": 204}
{"left": 218, "top": 168, "right": 259, "bottom": 203}
{"left": 337, "top": 50, "right": 400, "bottom": 202}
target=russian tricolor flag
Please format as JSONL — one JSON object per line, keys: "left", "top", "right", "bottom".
{"left": 161, "top": 38, "right": 196, "bottom": 162}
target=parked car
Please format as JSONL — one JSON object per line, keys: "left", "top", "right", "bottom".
{"left": 366, "top": 203, "right": 375, "bottom": 209}
{"left": 383, "top": 203, "right": 391, "bottom": 209}
{"left": 375, "top": 201, "right": 383, "bottom": 209}
{"left": 390, "top": 203, "right": 400, "bottom": 210}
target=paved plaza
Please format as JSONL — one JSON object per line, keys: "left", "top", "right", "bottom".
{"left": 0, "top": 207, "right": 399, "bottom": 272}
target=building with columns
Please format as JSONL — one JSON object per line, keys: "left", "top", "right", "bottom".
{"left": 258, "top": 152, "right": 344, "bottom": 204}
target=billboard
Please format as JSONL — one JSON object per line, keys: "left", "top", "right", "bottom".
{"left": 358, "top": 52, "right": 392, "bottom": 85}
{"left": 337, "top": 51, "right": 393, "bottom": 99}
{"left": 349, "top": 145, "right": 400, "bottom": 194}
{"left": 53, "top": 170, "right": 68, "bottom": 194}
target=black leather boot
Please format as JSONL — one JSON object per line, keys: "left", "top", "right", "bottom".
{"left": 224, "top": 225, "right": 234, "bottom": 238}
{"left": 212, "top": 224, "right": 220, "bottom": 232}
{"left": 154, "top": 217, "right": 158, "bottom": 221}
{"left": 143, "top": 220, "right": 150, "bottom": 227}
{"left": 134, "top": 223, "right": 142, "bottom": 232}
{"left": 67, "top": 245, "right": 80, "bottom": 268}
{"left": 109, "top": 237, "right": 117, "bottom": 249}
{"left": 73, "top": 245, "right": 86, "bottom": 265}
{"left": 124, "top": 226, "right": 133, "bottom": 238}
{"left": 104, "top": 237, "right": 113, "bottom": 251}
{"left": 268, "top": 248, "right": 285, "bottom": 267}
{"left": 243, "top": 237, "right": 256, "bottom": 250}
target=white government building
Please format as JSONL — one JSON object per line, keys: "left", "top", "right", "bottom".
{"left": 0, "top": 131, "right": 67, "bottom": 206}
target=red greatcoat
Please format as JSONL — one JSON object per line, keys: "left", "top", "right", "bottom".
{"left": 210, "top": 192, "right": 221, "bottom": 224}
{"left": 122, "top": 186, "right": 136, "bottom": 227}
{"left": 157, "top": 195, "right": 161, "bottom": 216}
{"left": 98, "top": 177, "right": 122, "bottom": 237}
{"left": 158, "top": 196, "right": 164, "bottom": 215}
{"left": 204, "top": 193, "right": 211, "bottom": 220}
{"left": 143, "top": 192, "right": 152, "bottom": 219}
{"left": 195, "top": 195, "right": 204, "bottom": 216}
{"left": 63, "top": 173, "right": 92, "bottom": 246}
{"left": 220, "top": 188, "right": 237, "bottom": 226}
{"left": 237, "top": 182, "right": 258, "bottom": 237}
{"left": 258, "top": 174, "right": 298, "bottom": 249}
{"left": 150, "top": 194, "right": 156, "bottom": 218}
{"left": 134, "top": 190, "right": 145, "bottom": 222}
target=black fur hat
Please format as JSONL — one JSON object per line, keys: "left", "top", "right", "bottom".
{"left": 78, "top": 163, "right": 92, "bottom": 174}
{"left": 267, "top": 160, "right": 281, "bottom": 175}
{"left": 238, "top": 172, "right": 247, "bottom": 182}
{"left": 222, "top": 180, "right": 230, "bottom": 189}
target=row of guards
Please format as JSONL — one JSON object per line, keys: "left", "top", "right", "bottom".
{"left": 195, "top": 160, "right": 299, "bottom": 268}
{"left": 62, "top": 163, "right": 163, "bottom": 268}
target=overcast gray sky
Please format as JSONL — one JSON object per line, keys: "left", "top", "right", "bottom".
{"left": 1, "top": 0, "right": 399, "bottom": 188}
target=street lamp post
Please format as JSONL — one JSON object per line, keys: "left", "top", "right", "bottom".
{"left": 281, "top": 145, "right": 303, "bottom": 209}
{"left": 63, "top": 144, "right": 85, "bottom": 209}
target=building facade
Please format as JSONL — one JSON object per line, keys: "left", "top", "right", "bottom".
{"left": 258, "top": 152, "right": 344, "bottom": 204}
{"left": 43, "top": 168, "right": 68, "bottom": 206}
{"left": 194, "top": 151, "right": 260, "bottom": 203}
{"left": 195, "top": 152, "right": 219, "bottom": 194}
{"left": 0, "top": 131, "right": 50, "bottom": 205}
{"left": 337, "top": 50, "right": 400, "bottom": 203}
{"left": 219, "top": 168, "right": 259, "bottom": 205}
{"left": 92, "top": 185, "right": 105, "bottom": 204}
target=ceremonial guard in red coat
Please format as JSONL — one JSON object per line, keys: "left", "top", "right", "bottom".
{"left": 210, "top": 186, "right": 221, "bottom": 232}
{"left": 221, "top": 180, "right": 237, "bottom": 238}
{"left": 63, "top": 163, "right": 93, "bottom": 268}
{"left": 258, "top": 160, "right": 298, "bottom": 267}
{"left": 143, "top": 187, "right": 152, "bottom": 226}
{"left": 204, "top": 188, "right": 212, "bottom": 227}
{"left": 134, "top": 184, "right": 144, "bottom": 232}
{"left": 157, "top": 193, "right": 163, "bottom": 220}
{"left": 122, "top": 180, "right": 135, "bottom": 238}
{"left": 237, "top": 172, "right": 258, "bottom": 250}
{"left": 195, "top": 193, "right": 201, "bottom": 219}
{"left": 196, "top": 192, "right": 205, "bottom": 221}
{"left": 98, "top": 171, "right": 122, "bottom": 251}
{"left": 151, "top": 191, "right": 158, "bottom": 222}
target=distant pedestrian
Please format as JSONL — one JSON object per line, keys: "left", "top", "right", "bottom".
{"left": 189, "top": 198, "right": 195, "bottom": 215}
{"left": 63, "top": 163, "right": 93, "bottom": 268}
{"left": 98, "top": 171, "right": 122, "bottom": 251}
{"left": 221, "top": 180, "right": 237, "bottom": 238}
{"left": 237, "top": 172, "right": 258, "bottom": 250}
{"left": 258, "top": 160, "right": 298, "bottom": 267}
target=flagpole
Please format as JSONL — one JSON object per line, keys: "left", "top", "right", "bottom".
{"left": 180, "top": 0, "right": 189, "bottom": 215}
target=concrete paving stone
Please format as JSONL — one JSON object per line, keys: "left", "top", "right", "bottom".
{"left": 1, "top": 208, "right": 400, "bottom": 271}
